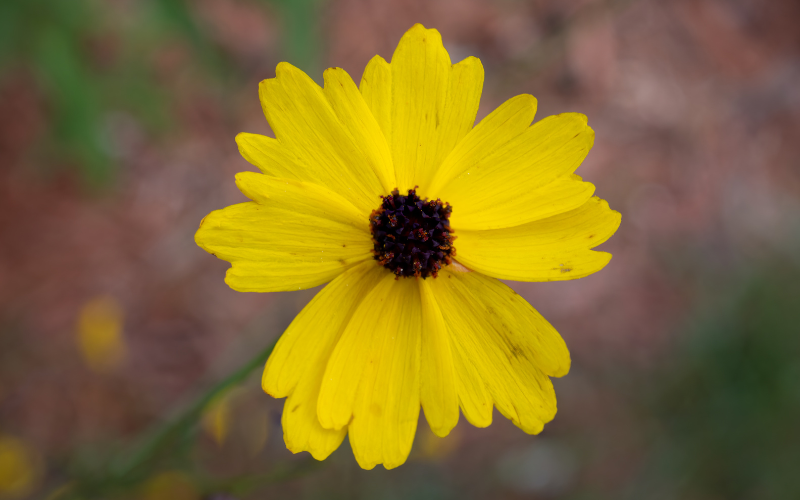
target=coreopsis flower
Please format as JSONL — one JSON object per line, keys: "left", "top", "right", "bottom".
{"left": 196, "top": 24, "right": 620, "bottom": 470}
{"left": 76, "top": 296, "right": 126, "bottom": 373}
{"left": 0, "top": 435, "right": 38, "bottom": 497}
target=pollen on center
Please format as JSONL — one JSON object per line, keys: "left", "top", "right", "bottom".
{"left": 369, "top": 188, "right": 456, "bottom": 279}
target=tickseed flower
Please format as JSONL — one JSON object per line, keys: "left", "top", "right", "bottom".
{"left": 0, "top": 435, "right": 39, "bottom": 498}
{"left": 196, "top": 24, "right": 620, "bottom": 470}
{"left": 76, "top": 296, "right": 126, "bottom": 373}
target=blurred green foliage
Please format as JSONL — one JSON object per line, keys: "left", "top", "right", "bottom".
{"left": 0, "top": 0, "right": 213, "bottom": 185}
{"left": 273, "top": 0, "right": 321, "bottom": 74}
{"left": 629, "top": 263, "right": 800, "bottom": 500}
{"left": 0, "top": 0, "right": 320, "bottom": 187}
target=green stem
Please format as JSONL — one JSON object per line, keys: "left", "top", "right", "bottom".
{"left": 104, "top": 338, "right": 277, "bottom": 486}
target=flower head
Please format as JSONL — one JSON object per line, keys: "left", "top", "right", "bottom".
{"left": 195, "top": 24, "right": 621, "bottom": 470}
{"left": 0, "top": 435, "right": 39, "bottom": 498}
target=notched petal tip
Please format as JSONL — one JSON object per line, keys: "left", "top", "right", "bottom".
{"left": 257, "top": 76, "right": 276, "bottom": 91}
{"left": 233, "top": 170, "right": 257, "bottom": 184}
{"left": 512, "top": 93, "right": 539, "bottom": 116}
{"left": 428, "top": 423, "right": 454, "bottom": 438}
{"left": 356, "top": 461, "right": 378, "bottom": 471}
{"left": 397, "top": 23, "right": 445, "bottom": 51}
{"left": 590, "top": 251, "right": 614, "bottom": 270}
{"left": 559, "top": 112, "right": 588, "bottom": 125}
{"left": 590, "top": 196, "right": 623, "bottom": 231}
{"left": 194, "top": 209, "right": 224, "bottom": 248}
{"left": 261, "top": 370, "right": 279, "bottom": 398}
{"left": 234, "top": 171, "right": 272, "bottom": 204}
{"left": 463, "top": 408, "right": 492, "bottom": 428}
{"left": 515, "top": 418, "right": 547, "bottom": 436}
{"left": 234, "top": 131, "right": 248, "bottom": 145}
{"left": 552, "top": 360, "right": 571, "bottom": 379}
{"left": 322, "top": 66, "right": 347, "bottom": 80}
{"left": 362, "top": 54, "right": 389, "bottom": 77}
{"left": 223, "top": 268, "right": 257, "bottom": 293}
{"left": 304, "top": 446, "right": 338, "bottom": 462}
{"left": 452, "top": 54, "right": 483, "bottom": 69}
{"left": 406, "top": 22, "right": 433, "bottom": 34}
{"left": 585, "top": 125, "right": 596, "bottom": 146}
{"left": 275, "top": 60, "right": 300, "bottom": 77}
{"left": 382, "top": 460, "right": 405, "bottom": 471}
{"left": 194, "top": 217, "right": 219, "bottom": 257}
{"left": 258, "top": 62, "right": 309, "bottom": 95}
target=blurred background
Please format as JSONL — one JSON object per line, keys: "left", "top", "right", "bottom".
{"left": 1, "top": 0, "right": 799, "bottom": 498}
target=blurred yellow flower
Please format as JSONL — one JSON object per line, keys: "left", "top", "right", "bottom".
{"left": 201, "top": 388, "right": 270, "bottom": 456}
{"left": 0, "top": 435, "right": 38, "bottom": 498}
{"left": 76, "top": 296, "right": 126, "bottom": 373}
{"left": 141, "top": 471, "right": 198, "bottom": 500}
{"left": 196, "top": 23, "right": 620, "bottom": 469}
{"left": 417, "top": 423, "right": 461, "bottom": 461}
{"left": 202, "top": 391, "right": 235, "bottom": 446}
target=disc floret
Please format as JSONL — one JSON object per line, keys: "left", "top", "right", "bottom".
{"left": 370, "top": 188, "right": 456, "bottom": 278}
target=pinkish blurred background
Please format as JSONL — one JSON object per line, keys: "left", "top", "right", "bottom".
{"left": 1, "top": 0, "right": 799, "bottom": 498}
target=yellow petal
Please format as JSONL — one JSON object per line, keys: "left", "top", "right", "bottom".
{"left": 451, "top": 334, "right": 493, "bottom": 427}
{"left": 457, "top": 271, "right": 569, "bottom": 377}
{"left": 422, "top": 56, "right": 484, "bottom": 191}
{"left": 347, "top": 277, "right": 422, "bottom": 470}
{"left": 316, "top": 273, "right": 415, "bottom": 429}
{"left": 268, "top": 261, "right": 386, "bottom": 460}
{"left": 235, "top": 171, "right": 367, "bottom": 231}
{"left": 259, "top": 62, "right": 387, "bottom": 213}
{"left": 317, "top": 274, "right": 421, "bottom": 469}
{"left": 455, "top": 196, "right": 621, "bottom": 282}
{"left": 263, "top": 260, "right": 385, "bottom": 398}
{"left": 389, "top": 24, "right": 483, "bottom": 191}
{"left": 359, "top": 55, "right": 392, "bottom": 151}
{"left": 437, "top": 112, "right": 595, "bottom": 229}
{"left": 419, "top": 280, "right": 459, "bottom": 437}
{"left": 434, "top": 265, "right": 493, "bottom": 429}
{"left": 235, "top": 133, "right": 304, "bottom": 180}
{"left": 282, "top": 371, "right": 347, "bottom": 461}
{"left": 449, "top": 174, "right": 596, "bottom": 230}
{"left": 430, "top": 269, "right": 559, "bottom": 434}
{"left": 195, "top": 173, "right": 372, "bottom": 292}
{"left": 428, "top": 93, "right": 537, "bottom": 195}
{"left": 323, "top": 67, "right": 395, "bottom": 193}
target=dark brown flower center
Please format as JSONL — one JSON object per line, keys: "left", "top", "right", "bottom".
{"left": 370, "top": 188, "right": 456, "bottom": 279}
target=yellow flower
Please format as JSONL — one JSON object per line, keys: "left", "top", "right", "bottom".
{"left": 200, "top": 387, "right": 269, "bottom": 456}
{"left": 195, "top": 23, "right": 620, "bottom": 470}
{"left": 201, "top": 389, "right": 240, "bottom": 447}
{"left": 76, "top": 296, "right": 126, "bottom": 373}
{"left": 141, "top": 471, "right": 198, "bottom": 500}
{"left": 0, "top": 435, "right": 39, "bottom": 498}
